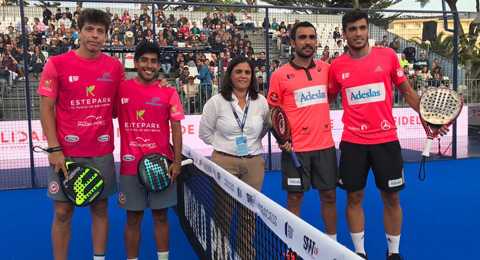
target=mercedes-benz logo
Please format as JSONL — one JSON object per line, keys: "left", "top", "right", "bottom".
{"left": 381, "top": 120, "right": 391, "bottom": 130}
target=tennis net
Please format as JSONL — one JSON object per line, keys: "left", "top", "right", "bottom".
{"left": 176, "top": 145, "right": 361, "bottom": 260}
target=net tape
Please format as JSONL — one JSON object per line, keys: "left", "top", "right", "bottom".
{"left": 177, "top": 145, "right": 361, "bottom": 260}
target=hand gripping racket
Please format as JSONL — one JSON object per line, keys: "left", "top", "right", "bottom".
{"left": 418, "top": 87, "right": 463, "bottom": 180}
{"left": 137, "top": 153, "right": 193, "bottom": 192}
{"left": 33, "top": 146, "right": 105, "bottom": 207}
{"left": 269, "top": 107, "right": 304, "bottom": 189}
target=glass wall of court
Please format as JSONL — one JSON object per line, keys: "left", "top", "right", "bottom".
{"left": 0, "top": 0, "right": 478, "bottom": 191}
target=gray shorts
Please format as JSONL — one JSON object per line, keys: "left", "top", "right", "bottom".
{"left": 118, "top": 175, "right": 177, "bottom": 211}
{"left": 281, "top": 146, "right": 338, "bottom": 192}
{"left": 47, "top": 153, "right": 118, "bottom": 202}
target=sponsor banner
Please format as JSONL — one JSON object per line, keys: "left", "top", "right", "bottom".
{"left": 469, "top": 106, "right": 480, "bottom": 126}
{"left": 0, "top": 108, "right": 469, "bottom": 168}
{"left": 182, "top": 144, "right": 361, "bottom": 260}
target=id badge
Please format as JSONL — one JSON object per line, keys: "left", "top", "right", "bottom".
{"left": 236, "top": 136, "right": 248, "bottom": 156}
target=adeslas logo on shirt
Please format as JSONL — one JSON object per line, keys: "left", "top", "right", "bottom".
{"left": 350, "top": 89, "right": 381, "bottom": 100}
{"left": 346, "top": 82, "right": 386, "bottom": 106}
{"left": 294, "top": 85, "right": 327, "bottom": 108}
{"left": 300, "top": 89, "right": 327, "bottom": 102}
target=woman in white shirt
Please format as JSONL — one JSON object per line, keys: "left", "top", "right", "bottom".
{"left": 200, "top": 56, "right": 269, "bottom": 191}
{"left": 199, "top": 56, "right": 269, "bottom": 259}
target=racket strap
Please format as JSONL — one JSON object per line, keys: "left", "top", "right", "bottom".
{"left": 418, "top": 156, "right": 427, "bottom": 181}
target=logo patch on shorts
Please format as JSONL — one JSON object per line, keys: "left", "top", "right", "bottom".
{"left": 287, "top": 178, "right": 301, "bottom": 186}
{"left": 49, "top": 181, "right": 59, "bottom": 194}
{"left": 388, "top": 177, "right": 403, "bottom": 188}
{"left": 118, "top": 191, "right": 126, "bottom": 204}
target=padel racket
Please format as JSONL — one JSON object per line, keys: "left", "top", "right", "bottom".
{"left": 137, "top": 153, "right": 193, "bottom": 192}
{"left": 33, "top": 146, "right": 105, "bottom": 206}
{"left": 269, "top": 107, "right": 304, "bottom": 189}
{"left": 418, "top": 87, "right": 463, "bottom": 180}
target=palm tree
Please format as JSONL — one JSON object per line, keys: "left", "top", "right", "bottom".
{"left": 409, "top": 31, "right": 454, "bottom": 60}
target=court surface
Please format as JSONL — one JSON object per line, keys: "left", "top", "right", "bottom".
{"left": 0, "top": 158, "right": 478, "bottom": 259}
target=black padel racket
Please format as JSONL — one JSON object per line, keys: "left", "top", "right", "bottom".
{"left": 269, "top": 107, "right": 304, "bottom": 189}
{"left": 418, "top": 87, "right": 463, "bottom": 180}
{"left": 33, "top": 146, "right": 106, "bottom": 206}
{"left": 63, "top": 162, "right": 105, "bottom": 207}
{"left": 137, "top": 153, "right": 193, "bottom": 192}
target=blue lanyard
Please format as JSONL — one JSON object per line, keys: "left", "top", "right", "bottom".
{"left": 231, "top": 95, "right": 250, "bottom": 134}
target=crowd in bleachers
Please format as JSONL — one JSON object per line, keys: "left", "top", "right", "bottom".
{"left": 0, "top": 5, "right": 449, "bottom": 114}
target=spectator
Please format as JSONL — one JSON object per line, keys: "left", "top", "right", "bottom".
{"left": 227, "top": 9, "right": 237, "bottom": 25}
{"left": 270, "top": 59, "right": 280, "bottom": 75}
{"left": 42, "top": 6, "right": 52, "bottom": 25}
{"left": 430, "top": 66, "right": 443, "bottom": 87}
{"left": 431, "top": 58, "right": 440, "bottom": 71}
{"left": 254, "top": 51, "right": 267, "bottom": 69}
{"left": 332, "top": 40, "right": 344, "bottom": 56}
{"left": 262, "top": 17, "right": 270, "bottom": 32}
{"left": 55, "top": 8, "right": 63, "bottom": 20}
{"left": 57, "top": 13, "right": 72, "bottom": 29}
{"left": 415, "top": 52, "right": 430, "bottom": 70}
{"left": 178, "top": 66, "right": 189, "bottom": 86}
{"left": 196, "top": 58, "right": 215, "bottom": 101}
{"left": 203, "top": 12, "right": 212, "bottom": 26}
{"left": 320, "top": 50, "right": 331, "bottom": 63}
{"left": 211, "top": 35, "right": 226, "bottom": 52}
{"left": 1, "top": 51, "right": 16, "bottom": 85}
{"left": 222, "top": 51, "right": 232, "bottom": 70}
{"left": 256, "top": 64, "right": 267, "bottom": 80}
{"left": 105, "top": 7, "right": 113, "bottom": 18}
{"left": 280, "top": 30, "right": 291, "bottom": 57}
{"left": 191, "top": 22, "right": 201, "bottom": 35}
{"left": 389, "top": 36, "right": 400, "bottom": 52}
{"left": 122, "top": 10, "right": 131, "bottom": 22}
{"left": 271, "top": 18, "right": 279, "bottom": 30}
{"left": 380, "top": 35, "right": 389, "bottom": 47}
{"left": 47, "top": 38, "right": 61, "bottom": 57}
{"left": 139, "top": 9, "right": 150, "bottom": 22}
{"left": 65, "top": 7, "right": 73, "bottom": 21}
{"left": 211, "top": 13, "right": 220, "bottom": 27}
{"left": 217, "top": 10, "right": 226, "bottom": 24}
{"left": 122, "top": 18, "right": 134, "bottom": 33}
{"left": 160, "top": 53, "right": 174, "bottom": 77}
{"left": 257, "top": 75, "right": 267, "bottom": 95}
{"left": 6, "top": 26, "right": 17, "bottom": 40}
{"left": 167, "top": 14, "right": 176, "bottom": 28}
{"left": 333, "top": 27, "right": 341, "bottom": 41}
{"left": 241, "top": 10, "right": 255, "bottom": 35}
{"left": 46, "top": 23, "right": 55, "bottom": 38}
{"left": 183, "top": 75, "right": 200, "bottom": 113}
{"left": 15, "top": 17, "right": 32, "bottom": 35}
{"left": 33, "top": 17, "right": 47, "bottom": 34}
{"left": 30, "top": 46, "right": 45, "bottom": 78}
{"left": 156, "top": 10, "right": 166, "bottom": 25}
{"left": 48, "top": 14, "right": 57, "bottom": 27}
{"left": 420, "top": 66, "right": 432, "bottom": 87}
{"left": 13, "top": 47, "right": 28, "bottom": 80}
{"left": 399, "top": 53, "right": 410, "bottom": 69}
{"left": 73, "top": 6, "right": 81, "bottom": 17}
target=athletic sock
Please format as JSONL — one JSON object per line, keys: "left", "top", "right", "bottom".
{"left": 127, "top": 258, "right": 138, "bottom": 260}
{"left": 386, "top": 233, "right": 400, "bottom": 255}
{"left": 93, "top": 254, "right": 105, "bottom": 260}
{"left": 327, "top": 233, "right": 337, "bottom": 241}
{"left": 158, "top": 251, "right": 169, "bottom": 260}
{"left": 350, "top": 231, "right": 366, "bottom": 254}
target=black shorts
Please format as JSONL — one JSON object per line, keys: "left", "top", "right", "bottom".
{"left": 281, "top": 146, "right": 338, "bottom": 192}
{"left": 338, "top": 140, "right": 405, "bottom": 192}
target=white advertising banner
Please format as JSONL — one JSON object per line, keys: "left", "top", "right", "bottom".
{"left": 0, "top": 107, "right": 469, "bottom": 167}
